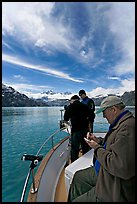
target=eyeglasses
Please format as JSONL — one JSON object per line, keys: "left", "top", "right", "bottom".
{"left": 103, "top": 106, "right": 113, "bottom": 114}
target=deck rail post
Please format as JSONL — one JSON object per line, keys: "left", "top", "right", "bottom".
{"left": 30, "top": 168, "right": 37, "bottom": 193}
{"left": 20, "top": 154, "right": 43, "bottom": 201}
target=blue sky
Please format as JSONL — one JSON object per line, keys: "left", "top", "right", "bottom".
{"left": 2, "top": 2, "right": 135, "bottom": 99}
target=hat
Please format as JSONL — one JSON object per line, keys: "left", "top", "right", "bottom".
{"left": 96, "top": 96, "right": 124, "bottom": 114}
{"left": 79, "top": 89, "right": 86, "bottom": 96}
{"left": 71, "top": 95, "right": 80, "bottom": 100}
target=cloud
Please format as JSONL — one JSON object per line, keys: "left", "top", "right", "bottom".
{"left": 112, "top": 61, "right": 135, "bottom": 76}
{"left": 2, "top": 2, "right": 55, "bottom": 33}
{"left": 2, "top": 2, "right": 74, "bottom": 54}
{"left": 120, "top": 78, "right": 135, "bottom": 91}
{"left": 13, "top": 75, "right": 28, "bottom": 82}
{"left": 88, "top": 78, "right": 135, "bottom": 98}
{"left": 2, "top": 2, "right": 135, "bottom": 75}
{"left": 2, "top": 53, "right": 83, "bottom": 83}
{"left": 1, "top": 3, "right": 104, "bottom": 66}
{"left": 2, "top": 2, "right": 135, "bottom": 97}
{"left": 105, "top": 2, "right": 135, "bottom": 75}
{"left": 108, "top": 76, "right": 120, "bottom": 80}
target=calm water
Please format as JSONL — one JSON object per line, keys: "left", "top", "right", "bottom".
{"left": 2, "top": 106, "right": 135, "bottom": 202}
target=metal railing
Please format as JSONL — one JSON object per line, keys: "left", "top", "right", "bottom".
{"left": 20, "top": 120, "right": 70, "bottom": 202}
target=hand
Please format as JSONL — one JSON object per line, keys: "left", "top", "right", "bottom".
{"left": 85, "top": 139, "right": 98, "bottom": 149}
{"left": 86, "top": 132, "right": 99, "bottom": 143}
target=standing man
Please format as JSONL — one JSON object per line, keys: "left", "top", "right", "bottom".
{"left": 79, "top": 89, "right": 95, "bottom": 133}
{"left": 68, "top": 95, "right": 135, "bottom": 202}
{"left": 64, "top": 95, "right": 93, "bottom": 163}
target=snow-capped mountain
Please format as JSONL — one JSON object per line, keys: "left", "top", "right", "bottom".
{"left": 2, "top": 84, "right": 135, "bottom": 107}
{"left": 2, "top": 84, "right": 70, "bottom": 107}
{"left": 27, "top": 90, "right": 73, "bottom": 102}
{"left": 2, "top": 84, "right": 47, "bottom": 107}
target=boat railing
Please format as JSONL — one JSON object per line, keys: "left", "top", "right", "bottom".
{"left": 20, "top": 118, "right": 70, "bottom": 202}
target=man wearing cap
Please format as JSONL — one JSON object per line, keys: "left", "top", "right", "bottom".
{"left": 68, "top": 95, "right": 135, "bottom": 202}
{"left": 79, "top": 89, "right": 95, "bottom": 133}
{"left": 64, "top": 95, "right": 93, "bottom": 162}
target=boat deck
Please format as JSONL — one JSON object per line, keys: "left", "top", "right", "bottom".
{"left": 27, "top": 133, "right": 106, "bottom": 202}
{"left": 54, "top": 168, "right": 68, "bottom": 202}
{"left": 54, "top": 133, "right": 106, "bottom": 202}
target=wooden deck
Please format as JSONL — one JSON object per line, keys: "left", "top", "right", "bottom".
{"left": 54, "top": 168, "right": 68, "bottom": 202}
{"left": 54, "top": 152, "right": 83, "bottom": 202}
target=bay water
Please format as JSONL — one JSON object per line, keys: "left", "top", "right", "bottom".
{"left": 2, "top": 106, "right": 135, "bottom": 202}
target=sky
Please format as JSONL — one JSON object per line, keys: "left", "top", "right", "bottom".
{"left": 2, "top": 2, "right": 135, "bottom": 99}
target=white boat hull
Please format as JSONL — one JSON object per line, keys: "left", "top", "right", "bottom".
{"left": 27, "top": 133, "right": 106, "bottom": 202}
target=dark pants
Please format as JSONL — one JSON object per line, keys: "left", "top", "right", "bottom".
{"left": 67, "top": 166, "right": 102, "bottom": 202}
{"left": 70, "top": 129, "right": 90, "bottom": 162}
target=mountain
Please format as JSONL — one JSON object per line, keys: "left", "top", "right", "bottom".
{"left": 92, "top": 91, "right": 135, "bottom": 106}
{"left": 2, "top": 84, "right": 135, "bottom": 107}
{"left": 2, "top": 84, "right": 48, "bottom": 107}
{"left": 121, "top": 91, "right": 135, "bottom": 106}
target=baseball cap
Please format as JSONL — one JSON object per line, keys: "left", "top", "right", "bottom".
{"left": 96, "top": 95, "right": 124, "bottom": 114}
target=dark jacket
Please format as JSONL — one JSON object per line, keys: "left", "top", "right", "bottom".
{"left": 81, "top": 96, "right": 95, "bottom": 121}
{"left": 94, "top": 111, "right": 135, "bottom": 202}
{"left": 64, "top": 100, "right": 93, "bottom": 132}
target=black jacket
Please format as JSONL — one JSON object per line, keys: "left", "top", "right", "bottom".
{"left": 64, "top": 100, "right": 93, "bottom": 132}
{"left": 81, "top": 96, "right": 95, "bottom": 121}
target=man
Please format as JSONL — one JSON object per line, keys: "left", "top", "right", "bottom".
{"left": 79, "top": 89, "right": 95, "bottom": 133}
{"left": 68, "top": 95, "right": 135, "bottom": 202}
{"left": 64, "top": 95, "right": 93, "bottom": 162}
